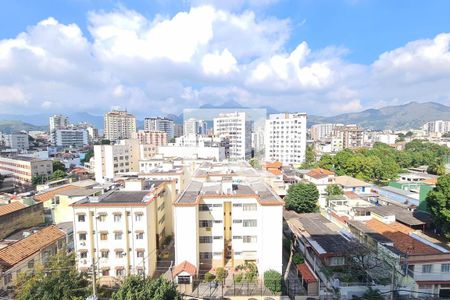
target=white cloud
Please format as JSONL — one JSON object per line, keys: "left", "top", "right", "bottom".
{"left": 202, "top": 48, "right": 238, "bottom": 75}
{"left": 0, "top": 86, "right": 26, "bottom": 104}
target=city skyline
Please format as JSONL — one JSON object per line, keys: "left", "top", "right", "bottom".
{"left": 0, "top": 0, "right": 450, "bottom": 117}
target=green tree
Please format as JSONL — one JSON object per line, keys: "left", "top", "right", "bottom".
{"left": 14, "top": 251, "right": 89, "bottom": 300}
{"left": 292, "top": 253, "right": 304, "bottom": 265}
{"left": 285, "top": 183, "right": 319, "bottom": 213}
{"left": 249, "top": 158, "right": 261, "bottom": 169}
{"left": 317, "top": 154, "right": 334, "bottom": 170}
{"left": 32, "top": 174, "right": 48, "bottom": 185}
{"left": 301, "top": 145, "right": 316, "bottom": 169}
{"left": 52, "top": 160, "right": 66, "bottom": 172}
{"left": 426, "top": 174, "right": 450, "bottom": 236}
{"left": 204, "top": 272, "right": 215, "bottom": 283}
{"left": 111, "top": 276, "right": 182, "bottom": 300}
{"left": 81, "top": 150, "right": 94, "bottom": 164}
{"left": 100, "top": 139, "right": 111, "bottom": 145}
{"left": 263, "top": 270, "right": 282, "bottom": 293}
{"left": 427, "top": 159, "right": 446, "bottom": 175}
{"left": 50, "top": 170, "right": 67, "bottom": 181}
{"left": 215, "top": 267, "right": 228, "bottom": 283}
{"left": 326, "top": 184, "right": 343, "bottom": 197}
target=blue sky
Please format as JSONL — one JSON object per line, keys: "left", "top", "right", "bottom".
{"left": 0, "top": 0, "right": 450, "bottom": 117}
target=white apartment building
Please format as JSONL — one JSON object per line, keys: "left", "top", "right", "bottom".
{"left": 423, "top": 120, "right": 450, "bottom": 134}
{"left": 172, "top": 162, "right": 283, "bottom": 282}
{"left": 144, "top": 117, "right": 175, "bottom": 139}
{"left": 4, "top": 133, "right": 29, "bottom": 150}
{"left": 214, "top": 112, "right": 252, "bottom": 160}
{"left": 265, "top": 113, "right": 307, "bottom": 166}
{"left": 72, "top": 179, "right": 176, "bottom": 279}
{"left": 310, "top": 123, "right": 340, "bottom": 141}
{"left": 49, "top": 114, "right": 69, "bottom": 132}
{"left": 184, "top": 118, "right": 207, "bottom": 135}
{"left": 0, "top": 155, "right": 53, "bottom": 185}
{"left": 104, "top": 110, "right": 136, "bottom": 141}
{"left": 93, "top": 139, "right": 140, "bottom": 183}
{"left": 158, "top": 146, "right": 225, "bottom": 161}
{"left": 51, "top": 129, "right": 89, "bottom": 148}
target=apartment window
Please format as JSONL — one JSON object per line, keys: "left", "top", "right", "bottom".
{"left": 233, "top": 219, "right": 242, "bottom": 224}
{"left": 233, "top": 203, "right": 242, "bottom": 207}
{"left": 212, "top": 204, "right": 222, "bottom": 207}
{"left": 102, "top": 269, "right": 110, "bottom": 276}
{"left": 442, "top": 264, "right": 450, "bottom": 273}
{"left": 77, "top": 214, "right": 86, "bottom": 222}
{"left": 79, "top": 233, "right": 87, "bottom": 241}
{"left": 27, "top": 259, "right": 35, "bottom": 269}
{"left": 329, "top": 256, "right": 345, "bottom": 266}
{"left": 116, "top": 250, "right": 125, "bottom": 259}
{"left": 199, "top": 220, "right": 213, "bottom": 228}
{"left": 243, "top": 220, "right": 257, "bottom": 227}
{"left": 136, "top": 250, "right": 145, "bottom": 258}
{"left": 233, "top": 236, "right": 242, "bottom": 239}
{"left": 243, "top": 236, "right": 257, "bottom": 243}
{"left": 135, "top": 213, "right": 143, "bottom": 222}
{"left": 101, "top": 250, "right": 109, "bottom": 259}
{"left": 80, "top": 252, "right": 88, "bottom": 259}
{"left": 422, "top": 264, "right": 432, "bottom": 273}
{"left": 213, "top": 220, "right": 223, "bottom": 224}
{"left": 178, "top": 275, "right": 190, "bottom": 284}
{"left": 116, "top": 269, "right": 125, "bottom": 276}
{"left": 98, "top": 214, "right": 106, "bottom": 222}
{"left": 243, "top": 204, "right": 257, "bottom": 211}
{"left": 199, "top": 204, "right": 210, "bottom": 211}
{"left": 114, "top": 232, "right": 123, "bottom": 240}
{"left": 213, "top": 236, "right": 223, "bottom": 240}
{"left": 100, "top": 232, "right": 108, "bottom": 241}
{"left": 114, "top": 214, "right": 122, "bottom": 222}
{"left": 199, "top": 236, "right": 212, "bottom": 243}
{"left": 135, "top": 232, "right": 144, "bottom": 240}
{"left": 199, "top": 252, "right": 212, "bottom": 259}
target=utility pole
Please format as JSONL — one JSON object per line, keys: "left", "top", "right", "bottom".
{"left": 390, "top": 263, "right": 396, "bottom": 300}
{"left": 91, "top": 257, "right": 97, "bottom": 299}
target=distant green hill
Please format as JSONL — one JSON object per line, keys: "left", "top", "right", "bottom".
{"left": 0, "top": 120, "right": 48, "bottom": 134}
{"left": 308, "top": 102, "right": 450, "bottom": 130}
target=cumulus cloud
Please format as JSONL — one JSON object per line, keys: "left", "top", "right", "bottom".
{"left": 0, "top": 4, "right": 449, "bottom": 117}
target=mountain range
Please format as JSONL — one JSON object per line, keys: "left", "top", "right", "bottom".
{"left": 0, "top": 101, "right": 449, "bottom": 133}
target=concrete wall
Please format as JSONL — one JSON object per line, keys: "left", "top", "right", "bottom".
{"left": 0, "top": 202, "right": 44, "bottom": 239}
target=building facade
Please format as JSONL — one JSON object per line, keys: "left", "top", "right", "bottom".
{"left": 134, "top": 130, "right": 168, "bottom": 146}
{"left": 4, "top": 133, "right": 29, "bottom": 150}
{"left": 0, "top": 156, "right": 52, "bottom": 185}
{"left": 144, "top": 117, "right": 175, "bottom": 140}
{"left": 49, "top": 114, "right": 69, "bottom": 132}
{"left": 51, "top": 129, "right": 89, "bottom": 148}
{"left": 265, "top": 113, "right": 307, "bottom": 165}
{"left": 184, "top": 118, "right": 208, "bottom": 136}
{"left": 104, "top": 110, "right": 136, "bottom": 141}
{"left": 333, "top": 125, "right": 364, "bottom": 149}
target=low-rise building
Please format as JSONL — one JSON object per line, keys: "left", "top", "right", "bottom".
{"left": 72, "top": 180, "right": 176, "bottom": 280}
{"left": 0, "top": 155, "right": 53, "bottom": 185}
{"left": 0, "top": 201, "right": 44, "bottom": 240}
{"left": 335, "top": 175, "right": 372, "bottom": 193}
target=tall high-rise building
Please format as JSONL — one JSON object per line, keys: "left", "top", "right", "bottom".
{"left": 310, "top": 123, "right": 341, "bottom": 141}
{"left": 144, "top": 117, "right": 175, "bottom": 139}
{"left": 423, "top": 120, "right": 450, "bottom": 134}
{"left": 51, "top": 129, "right": 89, "bottom": 148}
{"left": 184, "top": 118, "right": 207, "bottom": 135}
{"left": 214, "top": 112, "right": 252, "bottom": 160}
{"left": 265, "top": 113, "right": 307, "bottom": 165}
{"left": 49, "top": 115, "right": 69, "bottom": 132}
{"left": 104, "top": 110, "right": 136, "bottom": 141}
{"left": 333, "top": 124, "right": 364, "bottom": 149}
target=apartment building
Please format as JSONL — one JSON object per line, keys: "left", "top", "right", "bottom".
{"left": 333, "top": 125, "right": 364, "bottom": 149}
{"left": 139, "top": 161, "right": 187, "bottom": 193}
{"left": 93, "top": 139, "right": 140, "bottom": 183}
{"left": 310, "top": 123, "right": 341, "bottom": 141}
{"left": 0, "top": 155, "right": 52, "bottom": 185}
{"left": 213, "top": 112, "right": 252, "bottom": 160}
{"left": 144, "top": 117, "right": 175, "bottom": 139}
{"left": 4, "top": 133, "right": 29, "bottom": 150}
{"left": 0, "top": 225, "right": 67, "bottom": 291}
{"left": 265, "top": 113, "right": 307, "bottom": 166}
{"left": 72, "top": 180, "right": 176, "bottom": 279}
{"left": 172, "top": 162, "right": 283, "bottom": 283}
{"left": 51, "top": 129, "right": 89, "bottom": 148}
{"left": 423, "top": 120, "right": 450, "bottom": 134}
{"left": 184, "top": 118, "right": 207, "bottom": 135}
{"left": 133, "top": 130, "right": 168, "bottom": 146}
{"left": 49, "top": 114, "right": 69, "bottom": 132}
{"left": 104, "top": 110, "right": 136, "bottom": 141}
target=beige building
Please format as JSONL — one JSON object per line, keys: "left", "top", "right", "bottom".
{"left": 333, "top": 125, "right": 364, "bottom": 149}
{"left": 133, "top": 130, "right": 167, "bottom": 146}
{"left": 104, "top": 110, "right": 136, "bottom": 141}
{"left": 72, "top": 179, "right": 176, "bottom": 280}
{"left": 0, "top": 155, "right": 53, "bottom": 185}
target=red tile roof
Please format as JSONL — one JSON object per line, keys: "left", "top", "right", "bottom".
{"left": 265, "top": 161, "right": 282, "bottom": 168}
{"left": 0, "top": 202, "right": 26, "bottom": 216}
{"left": 297, "top": 263, "right": 317, "bottom": 283}
{"left": 172, "top": 260, "right": 197, "bottom": 277}
{"left": 344, "top": 191, "right": 360, "bottom": 199}
{"left": 34, "top": 185, "right": 78, "bottom": 202}
{"left": 365, "top": 219, "right": 440, "bottom": 256}
{"left": 0, "top": 225, "right": 65, "bottom": 268}
{"left": 306, "top": 168, "right": 334, "bottom": 179}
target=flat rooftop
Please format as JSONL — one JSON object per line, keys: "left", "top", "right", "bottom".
{"left": 0, "top": 155, "right": 48, "bottom": 162}
{"left": 363, "top": 205, "right": 433, "bottom": 226}
{"left": 193, "top": 161, "right": 259, "bottom": 178}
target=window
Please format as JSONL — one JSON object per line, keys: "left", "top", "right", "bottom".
{"left": 79, "top": 233, "right": 87, "bottom": 241}
{"left": 101, "top": 251, "right": 109, "bottom": 258}
{"left": 442, "top": 264, "right": 450, "bottom": 273}
{"left": 137, "top": 268, "right": 144, "bottom": 275}
{"left": 243, "top": 204, "right": 257, "bottom": 211}
{"left": 102, "top": 269, "right": 110, "bottom": 276}
{"left": 98, "top": 214, "right": 106, "bottom": 222}
{"left": 329, "top": 256, "right": 345, "bottom": 266}
{"left": 233, "top": 236, "right": 242, "bottom": 239}
{"left": 199, "top": 204, "right": 210, "bottom": 211}
{"left": 422, "top": 264, "right": 432, "bottom": 273}
{"left": 114, "top": 214, "right": 121, "bottom": 222}
{"left": 178, "top": 275, "right": 190, "bottom": 284}
{"left": 243, "top": 236, "right": 257, "bottom": 243}
{"left": 213, "top": 220, "right": 222, "bottom": 224}
{"left": 27, "top": 259, "right": 35, "bottom": 269}
{"left": 116, "top": 251, "right": 125, "bottom": 259}
{"left": 233, "top": 203, "right": 242, "bottom": 207}
{"left": 80, "top": 252, "right": 88, "bottom": 259}
{"left": 199, "top": 252, "right": 212, "bottom": 259}
{"left": 137, "top": 251, "right": 144, "bottom": 258}
{"left": 233, "top": 219, "right": 242, "bottom": 224}
{"left": 199, "top": 220, "right": 213, "bottom": 228}
{"left": 135, "top": 214, "right": 143, "bottom": 222}
{"left": 199, "top": 236, "right": 212, "bottom": 243}
{"left": 135, "top": 232, "right": 144, "bottom": 240}
{"left": 100, "top": 233, "right": 108, "bottom": 241}
{"left": 116, "top": 269, "right": 125, "bottom": 276}
{"left": 212, "top": 204, "right": 222, "bottom": 207}
{"left": 114, "top": 232, "right": 123, "bottom": 240}
{"left": 243, "top": 220, "right": 257, "bottom": 227}
{"left": 78, "top": 214, "right": 86, "bottom": 222}
{"left": 213, "top": 236, "right": 222, "bottom": 240}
